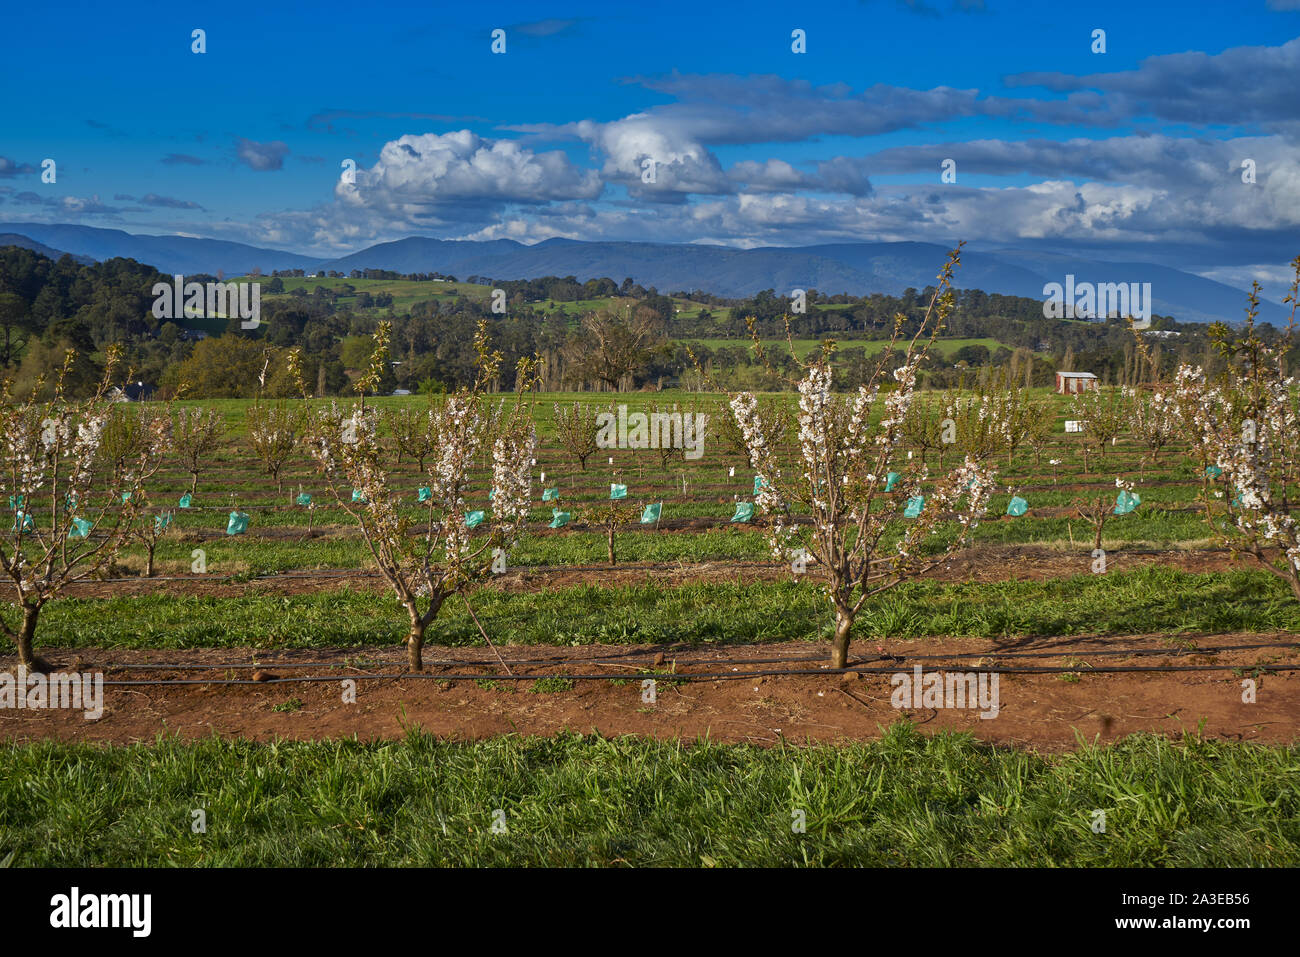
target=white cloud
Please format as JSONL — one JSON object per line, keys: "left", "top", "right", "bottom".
{"left": 337, "top": 130, "right": 602, "bottom": 218}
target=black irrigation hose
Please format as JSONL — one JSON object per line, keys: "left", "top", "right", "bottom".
{"left": 83, "top": 640, "right": 1300, "bottom": 673}
{"left": 86, "top": 558, "right": 783, "bottom": 584}
{"left": 95, "top": 662, "right": 1300, "bottom": 686}
{"left": 77, "top": 543, "right": 1265, "bottom": 585}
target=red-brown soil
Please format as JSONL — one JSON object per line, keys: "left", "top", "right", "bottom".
{"left": 4, "top": 634, "right": 1296, "bottom": 753}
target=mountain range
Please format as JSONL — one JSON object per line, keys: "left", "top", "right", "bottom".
{"left": 0, "top": 222, "right": 1285, "bottom": 325}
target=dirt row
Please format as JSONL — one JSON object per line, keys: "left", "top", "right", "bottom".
{"left": 4, "top": 635, "right": 1296, "bottom": 751}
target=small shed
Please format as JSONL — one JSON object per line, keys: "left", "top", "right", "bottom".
{"left": 1055, "top": 371, "right": 1099, "bottom": 395}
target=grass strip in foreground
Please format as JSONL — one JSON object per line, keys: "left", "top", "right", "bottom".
{"left": 0, "top": 725, "right": 1295, "bottom": 866}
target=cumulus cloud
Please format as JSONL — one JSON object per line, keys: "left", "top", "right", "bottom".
{"left": 336, "top": 130, "right": 602, "bottom": 222}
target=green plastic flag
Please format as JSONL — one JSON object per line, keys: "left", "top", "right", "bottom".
{"left": 641, "top": 503, "right": 662, "bottom": 524}
{"left": 154, "top": 513, "right": 172, "bottom": 533}
{"left": 753, "top": 475, "right": 767, "bottom": 495}
{"left": 121, "top": 491, "right": 132, "bottom": 504}
{"left": 226, "top": 511, "right": 250, "bottom": 535}
{"left": 904, "top": 496, "right": 925, "bottom": 518}
{"left": 1006, "top": 495, "right": 1028, "bottom": 517}
{"left": 731, "top": 501, "right": 755, "bottom": 523}
{"left": 548, "top": 508, "right": 571, "bottom": 529}
{"left": 351, "top": 489, "right": 367, "bottom": 504}
{"left": 7, "top": 495, "right": 23, "bottom": 510}
{"left": 296, "top": 492, "right": 312, "bottom": 506}
{"left": 65, "top": 492, "right": 78, "bottom": 513}
{"left": 1232, "top": 488, "right": 1243, "bottom": 507}
{"left": 1205, "top": 465, "right": 1223, "bottom": 479}
{"left": 465, "top": 510, "right": 485, "bottom": 529}
{"left": 12, "top": 511, "right": 33, "bottom": 532}
{"left": 489, "top": 488, "right": 496, "bottom": 501}
{"left": 542, "top": 486, "right": 559, "bottom": 502}
{"left": 178, "top": 493, "right": 192, "bottom": 509}
{"left": 417, "top": 486, "right": 431, "bottom": 503}
{"left": 69, "top": 517, "right": 93, "bottom": 540}
{"left": 1114, "top": 490, "right": 1141, "bottom": 515}
{"left": 610, "top": 483, "right": 628, "bottom": 500}
{"left": 884, "top": 472, "right": 901, "bottom": 492}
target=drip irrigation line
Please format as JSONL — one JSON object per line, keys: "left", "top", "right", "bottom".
{"left": 78, "top": 544, "right": 1260, "bottom": 586}
{"left": 83, "top": 558, "right": 782, "bottom": 584}
{"left": 93, "top": 661, "right": 1300, "bottom": 687}
{"left": 82, "top": 640, "right": 1300, "bottom": 673}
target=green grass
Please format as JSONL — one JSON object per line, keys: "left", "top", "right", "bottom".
{"left": 678, "top": 336, "right": 1026, "bottom": 360}
{"left": 248, "top": 275, "right": 493, "bottom": 314}
{"left": 1, "top": 725, "right": 1294, "bottom": 866}
{"left": 19, "top": 566, "right": 1300, "bottom": 652}
{"left": 244, "top": 276, "right": 718, "bottom": 320}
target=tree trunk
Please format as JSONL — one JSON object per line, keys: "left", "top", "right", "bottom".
{"left": 15, "top": 604, "right": 41, "bottom": 670}
{"left": 830, "top": 610, "right": 853, "bottom": 669}
{"left": 146, "top": 541, "right": 156, "bottom": 577}
{"left": 1288, "top": 564, "right": 1300, "bottom": 604}
{"left": 607, "top": 526, "right": 616, "bottom": 564}
{"left": 407, "top": 619, "right": 425, "bottom": 672}
{"left": 189, "top": 472, "right": 199, "bottom": 495}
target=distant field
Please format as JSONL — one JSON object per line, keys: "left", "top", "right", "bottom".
{"left": 231, "top": 275, "right": 878, "bottom": 324}
{"left": 242, "top": 275, "right": 490, "bottom": 314}
{"left": 236, "top": 275, "right": 718, "bottom": 319}
{"left": 679, "top": 336, "right": 1019, "bottom": 359}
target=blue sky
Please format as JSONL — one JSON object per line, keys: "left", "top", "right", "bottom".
{"left": 3, "top": 0, "right": 1300, "bottom": 296}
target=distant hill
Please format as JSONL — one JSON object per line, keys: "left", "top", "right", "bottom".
{"left": 0, "top": 223, "right": 322, "bottom": 275}
{"left": 321, "top": 236, "right": 1288, "bottom": 325}
{"left": 2, "top": 223, "right": 1285, "bottom": 325}
{"left": 0, "top": 233, "right": 94, "bottom": 265}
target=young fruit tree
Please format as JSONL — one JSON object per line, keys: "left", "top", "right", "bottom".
{"left": 383, "top": 403, "right": 442, "bottom": 472}
{"left": 1164, "top": 266, "right": 1300, "bottom": 599}
{"left": 553, "top": 401, "right": 602, "bottom": 470}
{"left": 172, "top": 407, "right": 227, "bottom": 495}
{"left": 0, "top": 349, "right": 170, "bottom": 669}
{"left": 1071, "top": 385, "right": 1131, "bottom": 468}
{"left": 246, "top": 399, "right": 301, "bottom": 493}
{"left": 716, "top": 395, "right": 789, "bottom": 463}
{"left": 1125, "top": 385, "right": 1179, "bottom": 474}
{"left": 728, "top": 248, "right": 1000, "bottom": 668}
{"left": 307, "top": 321, "right": 539, "bottom": 671}
{"left": 246, "top": 351, "right": 303, "bottom": 493}
{"left": 579, "top": 495, "right": 642, "bottom": 565}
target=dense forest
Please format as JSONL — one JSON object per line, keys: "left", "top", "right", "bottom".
{"left": 0, "top": 244, "right": 1256, "bottom": 398}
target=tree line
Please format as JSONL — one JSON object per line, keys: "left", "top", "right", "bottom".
{"left": 0, "top": 244, "right": 1276, "bottom": 398}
